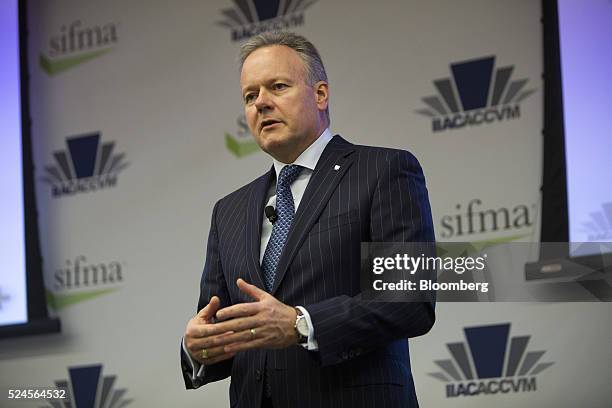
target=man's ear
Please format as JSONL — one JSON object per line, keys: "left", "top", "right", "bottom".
{"left": 314, "top": 81, "right": 329, "bottom": 111}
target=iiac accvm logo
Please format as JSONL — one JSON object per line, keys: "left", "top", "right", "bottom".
{"left": 42, "top": 132, "right": 129, "bottom": 198}
{"left": 580, "top": 201, "right": 612, "bottom": 241}
{"left": 416, "top": 56, "right": 536, "bottom": 132}
{"left": 217, "top": 0, "right": 318, "bottom": 42}
{"left": 430, "top": 323, "right": 554, "bottom": 398}
{"left": 44, "top": 363, "right": 132, "bottom": 408}
{"left": 0, "top": 286, "right": 10, "bottom": 310}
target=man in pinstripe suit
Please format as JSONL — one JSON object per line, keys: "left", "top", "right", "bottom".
{"left": 181, "top": 31, "right": 435, "bottom": 407}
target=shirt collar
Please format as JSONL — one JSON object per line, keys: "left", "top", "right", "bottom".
{"left": 272, "top": 128, "right": 333, "bottom": 176}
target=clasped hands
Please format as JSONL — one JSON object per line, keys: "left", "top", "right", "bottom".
{"left": 184, "top": 278, "right": 299, "bottom": 365}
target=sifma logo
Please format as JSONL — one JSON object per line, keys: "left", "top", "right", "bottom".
{"left": 217, "top": 0, "right": 318, "bottom": 42}
{"left": 580, "top": 202, "right": 612, "bottom": 240}
{"left": 44, "top": 364, "right": 132, "bottom": 407}
{"left": 42, "top": 132, "right": 128, "bottom": 198}
{"left": 430, "top": 323, "right": 554, "bottom": 398}
{"left": 416, "top": 56, "right": 536, "bottom": 132}
{"left": 439, "top": 199, "right": 535, "bottom": 240}
{"left": 40, "top": 20, "right": 118, "bottom": 75}
{"left": 225, "top": 114, "right": 260, "bottom": 157}
{"left": 47, "top": 255, "right": 125, "bottom": 310}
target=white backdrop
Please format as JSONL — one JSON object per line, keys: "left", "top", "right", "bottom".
{"left": 1, "top": 1, "right": 610, "bottom": 407}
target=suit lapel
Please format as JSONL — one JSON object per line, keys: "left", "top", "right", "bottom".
{"left": 245, "top": 167, "right": 274, "bottom": 290}
{"left": 271, "top": 135, "right": 355, "bottom": 295}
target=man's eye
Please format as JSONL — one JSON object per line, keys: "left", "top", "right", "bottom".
{"left": 244, "top": 94, "right": 255, "bottom": 104}
{"left": 273, "top": 83, "right": 287, "bottom": 90}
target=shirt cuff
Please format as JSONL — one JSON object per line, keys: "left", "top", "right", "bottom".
{"left": 182, "top": 337, "right": 206, "bottom": 380}
{"left": 295, "top": 306, "right": 318, "bottom": 351}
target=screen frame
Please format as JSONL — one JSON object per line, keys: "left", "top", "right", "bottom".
{"left": 528, "top": 0, "right": 612, "bottom": 280}
{"left": 540, "top": 0, "right": 568, "bottom": 245}
{"left": 0, "top": 0, "right": 60, "bottom": 339}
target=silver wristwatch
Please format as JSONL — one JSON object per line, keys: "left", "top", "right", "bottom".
{"left": 294, "top": 308, "right": 309, "bottom": 344}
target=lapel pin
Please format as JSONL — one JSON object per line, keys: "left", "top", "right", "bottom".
{"left": 334, "top": 165, "right": 341, "bottom": 171}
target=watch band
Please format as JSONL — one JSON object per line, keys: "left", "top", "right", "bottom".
{"left": 294, "top": 308, "right": 308, "bottom": 344}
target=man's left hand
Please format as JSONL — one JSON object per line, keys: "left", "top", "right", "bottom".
{"left": 197, "top": 278, "right": 299, "bottom": 353}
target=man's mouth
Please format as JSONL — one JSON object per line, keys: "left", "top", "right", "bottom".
{"left": 260, "top": 119, "right": 282, "bottom": 131}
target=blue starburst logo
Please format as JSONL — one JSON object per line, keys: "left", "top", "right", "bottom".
{"left": 43, "top": 364, "right": 132, "bottom": 408}
{"left": 416, "top": 56, "right": 536, "bottom": 132}
{"left": 42, "top": 132, "right": 128, "bottom": 198}
{"left": 217, "top": 0, "right": 318, "bottom": 42}
{"left": 0, "top": 287, "right": 10, "bottom": 310}
{"left": 578, "top": 202, "right": 612, "bottom": 240}
{"left": 430, "top": 323, "right": 554, "bottom": 398}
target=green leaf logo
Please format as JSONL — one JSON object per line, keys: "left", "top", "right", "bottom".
{"left": 39, "top": 48, "right": 112, "bottom": 75}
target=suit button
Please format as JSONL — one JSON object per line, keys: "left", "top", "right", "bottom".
{"left": 348, "top": 350, "right": 355, "bottom": 358}
{"left": 341, "top": 352, "right": 348, "bottom": 360}
{"left": 255, "top": 369, "right": 262, "bottom": 381}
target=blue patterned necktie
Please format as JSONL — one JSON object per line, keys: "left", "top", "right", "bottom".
{"left": 261, "top": 164, "right": 303, "bottom": 292}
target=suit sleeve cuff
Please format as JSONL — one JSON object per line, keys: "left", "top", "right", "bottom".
{"left": 182, "top": 337, "right": 206, "bottom": 381}
{"left": 295, "top": 306, "right": 318, "bottom": 351}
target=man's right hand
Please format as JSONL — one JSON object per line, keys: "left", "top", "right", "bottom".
{"left": 184, "top": 296, "right": 237, "bottom": 365}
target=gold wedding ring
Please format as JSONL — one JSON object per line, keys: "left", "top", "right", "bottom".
{"left": 201, "top": 348, "right": 209, "bottom": 359}
{"left": 250, "top": 328, "right": 256, "bottom": 339}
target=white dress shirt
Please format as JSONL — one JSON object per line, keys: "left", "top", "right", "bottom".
{"left": 184, "top": 128, "right": 333, "bottom": 381}
{"left": 260, "top": 127, "right": 333, "bottom": 351}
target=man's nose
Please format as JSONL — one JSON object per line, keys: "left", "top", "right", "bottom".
{"left": 254, "top": 89, "right": 272, "bottom": 111}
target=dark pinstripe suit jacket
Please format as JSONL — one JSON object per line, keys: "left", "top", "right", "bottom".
{"left": 181, "top": 135, "right": 436, "bottom": 408}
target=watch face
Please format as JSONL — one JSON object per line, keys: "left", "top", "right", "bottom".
{"left": 296, "top": 316, "right": 309, "bottom": 337}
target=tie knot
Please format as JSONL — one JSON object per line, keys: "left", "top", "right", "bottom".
{"left": 277, "top": 165, "right": 302, "bottom": 189}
